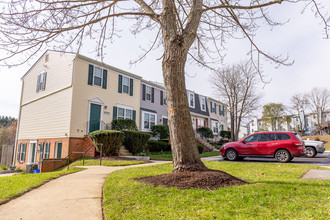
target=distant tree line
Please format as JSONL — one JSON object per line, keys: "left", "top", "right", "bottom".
{"left": 0, "top": 116, "right": 17, "bottom": 147}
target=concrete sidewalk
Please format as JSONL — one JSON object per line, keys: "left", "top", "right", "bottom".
{"left": 0, "top": 161, "right": 169, "bottom": 220}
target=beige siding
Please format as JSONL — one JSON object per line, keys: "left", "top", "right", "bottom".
{"left": 70, "top": 58, "right": 141, "bottom": 138}
{"left": 18, "top": 88, "right": 73, "bottom": 139}
{"left": 21, "top": 51, "right": 75, "bottom": 105}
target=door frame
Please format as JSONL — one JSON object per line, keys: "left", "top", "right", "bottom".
{"left": 27, "top": 140, "right": 37, "bottom": 164}
{"left": 88, "top": 97, "right": 104, "bottom": 133}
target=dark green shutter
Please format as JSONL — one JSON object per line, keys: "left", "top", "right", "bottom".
{"left": 102, "top": 69, "right": 107, "bottom": 89}
{"left": 40, "top": 142, "right": 44, "bottom": 161}
{"left": 210, "top": 101, "right": 213, "bottom": 113}
{"left": 22, "top": 143, "right": 26, "bottom": 162}
{"left": 214, "top": 103, "right": 217, "bottom": 114}
{"left": 118, "top": 75, "right": 122, "bottom": 93}
{"left": 129, "top": 78, "right": 133, "bottom": 96}
{"left": 160, "top": 91, "right": 163, "bottom": 105}
{"left": 113, "top": 106, "right": 117, "bottom": 120}
{"left": 17, "top": 144, "right": 21, "bottom": 162}
{"left": 88, "top": 64, "right": 94, "bottom": 85}
{"left": 56, "top": 143, "right": 62, "bottom": 158}
{"left": 133, "top": 110, "right": 136, "bottom": 121}
{"left": 46, "top": 143, "right": 50, "bottom": 159}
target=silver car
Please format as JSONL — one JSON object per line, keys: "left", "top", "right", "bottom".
{"left": 303, "top": 140, "right": 325, "bottom": 158}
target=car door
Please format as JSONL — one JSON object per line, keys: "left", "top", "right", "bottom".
{"left": 240, "top": 134, "right": 259, "bottom": 155}
{"left": 255, "top": 133, "right": 277, "bottom": 156}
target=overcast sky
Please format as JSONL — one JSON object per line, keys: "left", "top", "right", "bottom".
{"left": 0, "top": 1, "right": 329, "bottom": 122}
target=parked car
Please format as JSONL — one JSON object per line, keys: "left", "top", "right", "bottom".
{"left": 303, "top": 140, "right": 325, "bottom": 158}
{"left": 220, "top": 132, "right": 305, "bottom": 163}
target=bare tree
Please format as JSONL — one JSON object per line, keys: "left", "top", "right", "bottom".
{"left": 307, "top": 87, "right": 330, "bottom": 133}
{"left": 0, "top": 1, "right": 329, "bottom": 171}
{"left": 289, "top": 93, "right": 310, "bottom": 133}
{"left": 211, "top": 62, "right": 261, "bottom": 141}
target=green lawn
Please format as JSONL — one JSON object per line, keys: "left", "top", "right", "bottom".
{"left": 103, "top": 162, "right": 330, "bottom": 219}
{"left": 150, "top": 151, "right": 219, "bottom": 160}
{"left": 61, "top": 158, "right": 144, "bottom": 170}
{"left": 0, "top": 169, "right": 82, "bottom": 204}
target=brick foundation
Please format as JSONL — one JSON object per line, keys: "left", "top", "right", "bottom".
{"left": 41, "top": 158, "right": 68, "bottom": 172}
{"left": 15, "top": 137, "right": 97, "bottom": 171}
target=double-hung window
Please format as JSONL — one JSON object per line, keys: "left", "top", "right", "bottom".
{"left": 146, "top": 86, "right": 152, "bottom": 101}
{"left": 200, "top": 97, "right": 206, "bottom": 111}
{"left": 212, "top": 121, "right": 219, "bottom": 134}
{"left": 219, "top": 105, "right": 224, "bottom": 116}
{"left": 93, "top": 67, "right": 102, "bottom": 87}
{"left": 211, "top": 102, "right": 216, "bottom": 113}
{"left": 143, "top": 112, "right": 156, "bottom": 130}
{"left": 117, "top": 107, "right": 133, "bottom": 119}
{"left": 17, "top": 143, "right": 27, "bottom": 162}
{"left": 44, "top": 142, "right": 50, "bottom": 159}
{"left": 36, "top": 71, "right": 47, "bottom": 92}
{"left": 88, "top": 64, "right": 107, "bottom": 89}
{"left": 122, "top": 76, "right": 130, "bottom": 94}
{"left": 189, "top": 92, "right": 195, "bottom": 108}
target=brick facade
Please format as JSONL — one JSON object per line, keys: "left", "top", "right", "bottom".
{"left": 15, "top": 137, "right": 97, "bottom": 171}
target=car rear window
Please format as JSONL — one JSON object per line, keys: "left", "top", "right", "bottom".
{"left": 293, "top": 133, "right": 303, "bottom": 141}
{"left": 276, "top": 133, "right": 291, "bottom": 140}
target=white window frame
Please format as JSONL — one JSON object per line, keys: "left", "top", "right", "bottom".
{"left": 200, "top": 96, "right": 206, "bottom": 111}
{"left": 142, "top": 111, "right": 157, "bottom": 131}
{"left": 211, "top": 121, "right": 219, "bottom": 135}
{"left": 117, "top": 104, "right": 133, "bottom": 119}
{"left": 145, "top": 85, "right": 152, "bottom": 102}
{"left": 189, "top": 92, "right": 195, "bottom": 108}
{"left": 37, "top": 71, "right": 47, "bottom": 92}
{"left": 93, "top": 66, "right": 103, "bottom": 87}
{"left": 27, "top": 140, "right": 37, "bottom": 164}
{"left": 122, "top": 76, "right": 130, "bottom": 94}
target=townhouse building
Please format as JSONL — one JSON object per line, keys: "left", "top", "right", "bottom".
{"left": 14, "top": 51, "right": 229, "bottom": 170}
{"left": 14, "top": 51, "right": 141, "bottom": 169}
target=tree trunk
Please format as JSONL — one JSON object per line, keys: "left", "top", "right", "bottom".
{"left": 162, "top": 37, "right": 207, "bottom": 172}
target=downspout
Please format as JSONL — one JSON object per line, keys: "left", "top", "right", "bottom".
{"left": 12, "top": 79, "right": 24, "bottom": 166}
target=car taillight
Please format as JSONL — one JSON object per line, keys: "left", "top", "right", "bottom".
{"left": 294, "top": 142, "right": 303, "bottom": 146}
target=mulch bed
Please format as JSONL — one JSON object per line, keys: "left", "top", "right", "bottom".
{"left": 136, "top": 169, "right": 247, "bottom": 190}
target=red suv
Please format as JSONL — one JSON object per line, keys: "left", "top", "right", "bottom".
{"left": 220, "top": 132, "right": 305, "bottom": 163}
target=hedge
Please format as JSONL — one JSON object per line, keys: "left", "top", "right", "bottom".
{"left": 197, "top": 127, "right": 214, "bottom": 139}
{"left": 147, "top": 140, "right": 171, "bottom": 152}
{"left": 151, "top": 125, "right": 169, "bottom": 141}
{"left": 123, "top": 131, "right": 151, "bottom": 155}
{"left": 220, "top": 130, "right": 231, "bottom": 139}
{"left": 88, "top": 130, "right": 124, "bottom": 156}
{"left": 111, "top": 119, "right": 138, "bottom": 131}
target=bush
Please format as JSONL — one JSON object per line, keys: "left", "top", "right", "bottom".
{"left": 111, "top": 119, "right": 138, "bottom": 131}
{"left": 220, "top": 130, "right": 231, "bottom": 139}
{"left": 197, "top": 144, "right": 204, "bottom": 154}
{"left": 88, "top": 130, "right": 124, "bottom": 156}
{"left": 197, "top": 127, "right": 214, "bottom": 139}
{"left": 123, "top": 131, "right": 151, "bottom": 155}
{"left": 147, "top": 140, "right": 171, "bottom": 152}
{"left": 314, "top": 137, "right": 320, "bottom": 141}
{"left": 1, "top": 165, "right": 7, "bottom": 170}
{"left": 151, "top": 125, "right": 169, "bottom": 141}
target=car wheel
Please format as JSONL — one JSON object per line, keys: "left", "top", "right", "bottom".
{"left": 275, "top": 149, "right": 291, "bottom": 163}
{"left": 225, "top": 149, "right": 238, "bottom": 161}
{"left": 305, "top": 147, "right": 316, "bottom": 158}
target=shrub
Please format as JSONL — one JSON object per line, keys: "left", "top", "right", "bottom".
{"left": 1, "top": 165, "right": 7, "bottom": 170}
{"left": 197, "top": 144, "right": 204, "bottom": 154}
{"left": 197, "top": 127, "right": 214, "bottom": 139}
{"left": 111, "top": 119, "right": 138, "bottom": 131}
{"left": 147, "top": 140, "right": 171, "bottom": 152}
{"left": 220, "top": 130, "right": 231, "bottom": 139}
{"left": 123, "top": 131, "right": 151, "bottom": 155}
{"left": 314, "top": 137, "right": 320, "bottom": 141}
{"left": 151, "top": 125, "right": 170, "bottom": 141}
{"left": 88, "top": 130, "right": 124, "bottom": 156}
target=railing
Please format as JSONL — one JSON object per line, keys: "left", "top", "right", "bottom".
{"left": 86, "top": 120, "right": 112, "bottom": 135}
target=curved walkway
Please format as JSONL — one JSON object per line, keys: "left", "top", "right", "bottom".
{"left": 0, "top": 161, "right": 169, "bottom": 220}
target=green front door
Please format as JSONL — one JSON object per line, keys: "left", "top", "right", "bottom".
{"left": 89, "top": 103, "right": 101, "bottom": 132}
{"left": 56, "top": 143, "right": 62, "bottom": 158}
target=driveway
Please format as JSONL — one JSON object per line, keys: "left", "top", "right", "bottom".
{"left": 202, "top": 152, "right": 330, "bottom": 167}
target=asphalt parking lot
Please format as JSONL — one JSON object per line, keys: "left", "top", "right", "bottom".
{"left": 202, "top": 152, "right": 330, "bottom": 167}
